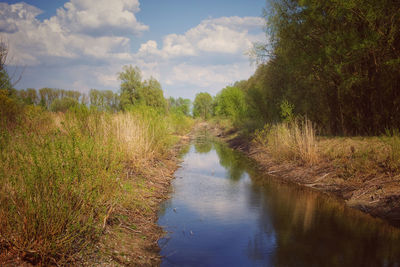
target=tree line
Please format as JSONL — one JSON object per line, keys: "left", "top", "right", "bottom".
{"left": 194, "top": 0, "right": 400, "bottom": 136}
{"left": 249, "top": 0, "right": 400, "bottom": 135}
{"left": 0, "top": 40, "right": 191, "bottom": 119}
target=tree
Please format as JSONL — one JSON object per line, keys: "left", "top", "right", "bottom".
{"left": 118, "top": 65, "right": 166, "bottom": 110}
{"left": 214, "top": 86, "right": 247, "bottom": 125}
{"left": 246, "top": 0, "right": 400, "bottom": 135}
{"left": 50, "top": 97, "right": 79, "bottom": 112}
{"left": 140, "top": 77, "right": 166, "bottom": 109}
{"left": 193, "top": 92, "right": 213, "bottom": 119}
{"left": 168, "top": 97, "right": 191, "bottom": 116}
{"left": 118, "top": 65, "right": 142, "bottom": 110}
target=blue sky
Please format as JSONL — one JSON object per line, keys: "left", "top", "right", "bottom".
{"left": 0, "top": 0, "right": 266, "bottom": 99}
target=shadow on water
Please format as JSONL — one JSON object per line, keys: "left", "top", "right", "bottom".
{"left": 158, "top": 136, "right": 400, "bottom": 267}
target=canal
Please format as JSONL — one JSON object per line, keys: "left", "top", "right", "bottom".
{"left": 158, "top": 139, "right": 400, "bottom": 267}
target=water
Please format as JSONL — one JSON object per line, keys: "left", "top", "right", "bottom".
{"left": 158, "top": 139, "right": 400, "bottom": 267}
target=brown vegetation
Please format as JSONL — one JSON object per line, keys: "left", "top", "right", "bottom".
{"left": 213, "top": 121, "right": 400, "bottom": 227}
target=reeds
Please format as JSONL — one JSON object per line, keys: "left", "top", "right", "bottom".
{"left": 254, "top": 118, "right": 319, "bottom": 165}
{"left": 0, "top": 106, "right": 191, "bottom": 264}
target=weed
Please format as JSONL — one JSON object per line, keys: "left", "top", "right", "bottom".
{"left": 0, "top": 105, "right": 192, "bottom": 264}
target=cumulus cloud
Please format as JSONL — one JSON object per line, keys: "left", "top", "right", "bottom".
{"left": 132, "top": 16, "right": 265, "bottom": 96}
{"left": 1, "top": 1, "right": 266, "bottom": 98}
{"left": 135, "top": 16, "right": 265, "bottom": 60}
{"left": 1, "top": 1, "right": 146, "bottom": 65}
{"left": 0, "top": 2, "right": 42, "bottom": 33}
{"left": 53, "top": 0, "right": 148, "bottom": 36}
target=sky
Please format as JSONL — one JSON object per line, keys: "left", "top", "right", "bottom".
{"left": 0, "top": 0, "right": 267, "bottom": 99}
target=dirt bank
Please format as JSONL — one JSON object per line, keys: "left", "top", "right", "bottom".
{"left": 202, "top": 122, "right": 400, "bottom": 228}
{"left": 90, "top": 140, "right": 190, "bottom": 266}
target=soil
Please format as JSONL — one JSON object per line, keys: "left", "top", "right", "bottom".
{"left": 203, "top": 123, "right": 400, "bottom": 228}
{"left": 85, "top": 138, "right": 191, "bottom": 267}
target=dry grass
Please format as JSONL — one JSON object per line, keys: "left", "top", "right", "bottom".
{"left": 319, "top": 134, "right": 400, "bottom": 179}
{"left": 0, "top": 106, "right": 192, "bottom": 265}
{"left": 254, "top": 118, "right": 319, "bottom": 165}
{"left": 253, "top": 118, "right": 400, "bottom": 176}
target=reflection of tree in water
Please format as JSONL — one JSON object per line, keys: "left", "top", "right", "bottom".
{"left": 245, "top": 177, "right": 400, "bottom": 266}
{"left": 178, "top": 143, "right": 191, "bottom": 156}
{"left": 194, "top": 141, "right": 212, "bottom": 154}
{"left": 213, "top": 142, "right": 250, "bottom": 181}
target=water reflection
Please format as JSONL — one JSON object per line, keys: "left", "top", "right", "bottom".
{"left": 158, "top": 139, "right": 400, "bottom": 267}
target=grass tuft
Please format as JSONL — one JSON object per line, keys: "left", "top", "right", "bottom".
{"left": 254, "top": 118, "right": 319, "bottom": 165}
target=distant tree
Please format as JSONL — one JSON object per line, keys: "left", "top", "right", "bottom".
{"left": 193, "top": 92, "right": 213, "bottom": 119}
{"left": 118, "top": 65, "right": 166, "bottom": 110}
{"left": 90, "top": 88, "right": 120, "bottom": 111}
{"left": 214, "top": 86, "right": 247, "bottom": 125}
{"left": 168, "top": 97, "right": 191, "bottom": 116}
{"left": 16, "top": 88, "right": 38, "bottom": 105}
{"left": 81, "top": 93, "right": 89, "bottom": 105}
{"left": 89, "top": 89, "right": 103, "bottom": 108}
{"left": 50, "top": 97, "right": 79, "bottom": 112}
{"left": 140, "top": 77, "right": 166, "bottom": 109}
{"left": 118, "top": 65, "right": 142, "bottom": 110}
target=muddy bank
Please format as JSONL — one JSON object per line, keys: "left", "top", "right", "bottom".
{"left": 202, "top": 123, "right": 400, "bottom": 227}
{"left": 79, "top": 140, "right": 190, "bottom": 266}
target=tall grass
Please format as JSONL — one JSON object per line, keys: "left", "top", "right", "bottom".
{"left": 254, "top": 118, "right": 319, "bottom": 165}
{"left": 0, "top": 105, "right": 191, "bottom": 264}
{"left": 382, "top": 129, "right": 400, "bottom": 170}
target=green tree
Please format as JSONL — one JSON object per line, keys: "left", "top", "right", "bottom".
{"left": 214, "top": 86, "right": 247, "bottom": 125}
{"left": 139, "top": 77, "right": 166, "bottom": 109}
{"left": 50, "top": 97, "right": 79, "bottom": 112}
{"left": 168, "top": 97, "right": 191, "bottom": 116}
{"left": 247, "top": 0, "right": 400, "bottom": 135}
{"left": 193, "top": 92, "right": 213, "bottom": 120}
{"left": 118, "top": 65, "right": 142, "bottom": 110}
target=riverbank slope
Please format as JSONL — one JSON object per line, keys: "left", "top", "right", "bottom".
{"left": 204, "top": 122, "right": 400, "bottom": 227}
{"left": 0, "top": 108, "right": 193, "bottom": 266}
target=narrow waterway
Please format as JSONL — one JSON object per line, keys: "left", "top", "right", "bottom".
{"left": 158, "top": 138, "right": 400, "bottom": 267}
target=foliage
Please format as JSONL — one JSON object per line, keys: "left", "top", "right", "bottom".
{"left": 193, "top": 92, "right": 213, "bottom": 120}
{"left": 0, "top": 103, "right": 192, "bottom": 264}
{"left": 50, "top": 97, "right": 80, "bottom": 112}
{"left": 168, "top": 97, "right": 191, "bottom": 116}
{"left": 118, "top": 65, "right": 166, "bottom": 110}
{"left": 0, "top": 89, "right": 23, "bottom": 128}
{"left": 39, "top": 88, "right": 82, "bottom": 109}
{"left": 213, "top": 86, "right": 247, "bottom": 126}
{"left": 140, "top": 77, "right": 167, "bottom": 109}
{"left": 118, "top": 65, "right": 142, "bottom": 109}
{"left": 167, "top": 110, "right": 194, "bottom": 135}
{"left": 89, "top": 89, "right": 119, "bottom": 111}
{"left": 280, "top": 99, "right": 294, "bottom": 122}
{"left": 16, "top": 88, "right": 39, "bottom": 105}
{"left": 241, "top": 0, "right": 400, "bottom": 135}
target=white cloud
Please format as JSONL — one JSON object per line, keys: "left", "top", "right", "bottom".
{"left": 0, "top": 2, "right": 42, "bottom": 33}
{"left": 135, "top": 16, "right": 265, "bottom": 60}
{"left": 53, "top": 0, "right": 148, "bottom": 36}
{"left": 1, "top": 1, "right": 147, "bottom": 65}
{"left": 131, "top": 16, "right": 265, "bottom": 97}
{"left": 161, "top": 62, "right": 256, "bottom": 95}
{"left": 1, "top": 1, "right": 266, "bottom": 99}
